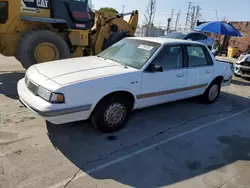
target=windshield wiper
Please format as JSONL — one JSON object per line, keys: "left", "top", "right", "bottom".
{"left": 107, "top": 58, "right": 128, "bottom": 68}
{"left": 97, "top": 55, "right": 107, "bottom": 60}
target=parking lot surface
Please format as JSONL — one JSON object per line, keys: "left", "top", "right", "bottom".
{"left": 1, "top": 58, "right": 250, "bottom": 188}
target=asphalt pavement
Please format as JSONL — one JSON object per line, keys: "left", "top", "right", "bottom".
{"left": 1, "top": 58, "right": 250, "bottom": 188}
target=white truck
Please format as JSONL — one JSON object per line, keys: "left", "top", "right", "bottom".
{"left": 18, "top": 37, "right": 233, "bottom": 133}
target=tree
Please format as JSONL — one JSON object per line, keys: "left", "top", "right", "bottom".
{"left": 98, "top": 7, "right": 118, "bottom": 14}
{"left": 144, "top": 0, "right": 156, "bottom": 36}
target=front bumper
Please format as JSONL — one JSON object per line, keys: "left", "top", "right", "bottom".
{"left": 18, "top": 78, "right": 91, "bottom": 124}
{"left": 234, "top": 64, "right": 250, "bottom": 78}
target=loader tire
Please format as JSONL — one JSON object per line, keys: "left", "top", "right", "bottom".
{"left": 18, "top": 30, "right": 70, "bottom": 69}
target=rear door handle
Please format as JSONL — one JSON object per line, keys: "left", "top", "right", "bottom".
{"left": 176, "top": 73, "right": 185, "bottom": 77}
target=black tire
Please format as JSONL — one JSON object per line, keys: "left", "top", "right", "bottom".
{"left": 201, "top": 81, "right": 221, "bottom": 104}
{"left": 91, "top": 95, "right": 131, "bottom": 133}
{"left": 18, "top": 30, "right": 70, "bottom": 69}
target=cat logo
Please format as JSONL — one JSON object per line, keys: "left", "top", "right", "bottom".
{"left": 36, "top": 0, "right": 48, "bottom": 8}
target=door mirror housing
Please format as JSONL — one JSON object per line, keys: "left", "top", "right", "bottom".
{"left": 187, "top": 38, "right": 193, "bottom": 41}
{"left": 150, "top": 63, "right": 163, "bottom": 72}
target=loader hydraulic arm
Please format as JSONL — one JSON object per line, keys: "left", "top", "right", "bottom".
{"left": 90, "top": 10, "right": 138, "bottom": 55}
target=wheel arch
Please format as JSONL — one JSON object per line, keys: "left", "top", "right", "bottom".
{"left": 90, "top": 90, "right": 136, "bottom": 116}
{"left": 207, "top": 76, "right": 224, "bottom": 88}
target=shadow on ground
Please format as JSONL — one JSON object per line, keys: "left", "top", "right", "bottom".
{"left": 0, "top": 72, "right": 25, "bottom": 99}
{"left": 47, "top": 91, "right": 250, "bottom": 187}
{"left": 231, "top": 78, "right": 250, "bottom": 86}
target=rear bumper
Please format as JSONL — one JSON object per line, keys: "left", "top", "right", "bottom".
{"left": 18, "top": 78, "right": 91, "bottom": 124}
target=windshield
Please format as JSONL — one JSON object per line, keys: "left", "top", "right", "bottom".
{"left": 97, "top": 39, "right": 161, "bottom": 69}
{"left": 163, "top": 32, "right": 186, "bottom": 39}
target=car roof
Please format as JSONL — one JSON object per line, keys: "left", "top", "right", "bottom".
{"left": 174, "top": 30, "right": 207, "bottom": 35}
{"left": 128, "top": 37, "right": 204, "bottom": 45}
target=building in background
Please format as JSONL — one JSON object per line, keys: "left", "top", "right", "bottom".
{"left": 228, "top": 22, "right": 250, "bottom": 53}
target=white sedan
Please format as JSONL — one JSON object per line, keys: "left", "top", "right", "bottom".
{"left": 18, "top": 37, "right": 233, "bottom": 133}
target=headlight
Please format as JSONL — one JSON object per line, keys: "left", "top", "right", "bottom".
{"left": 37, "top": 86, "right": 65, "bottom": 103}
{"left": 37, "top": 86, "right": 51, "bottom": 101}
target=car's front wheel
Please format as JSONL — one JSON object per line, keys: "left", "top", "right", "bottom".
{"left": 202, "top": 81, "right": 221, "bottom": 104}
{"left": 91, "top": 95, "right": 131, "bottom": 133}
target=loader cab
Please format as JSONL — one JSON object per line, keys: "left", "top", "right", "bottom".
{"left": 0, "top": 1, "right": 8, "bottom": 25}
{"left": 50, "top": 0, "right": 93, "bottom": 30}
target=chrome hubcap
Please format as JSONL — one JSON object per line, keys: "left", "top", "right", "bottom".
{"left": 104, "top": 103, "right": 126, "bottom": 127}
{"left": 209, "top": 84, "right": 219, "bottom": 101}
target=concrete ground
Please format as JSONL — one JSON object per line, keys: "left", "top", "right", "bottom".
{"left": 1, "top": 57, "right": 250, "bottom": 188}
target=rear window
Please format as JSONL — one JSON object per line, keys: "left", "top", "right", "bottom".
{"left": 0, "top": 2, "right": 8, "bottom": 24}
{"left": 196, "top": 33, "right": 208, "bottom": 40}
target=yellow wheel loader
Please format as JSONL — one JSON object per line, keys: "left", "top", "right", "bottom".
{"left": 0, "top": 0, "right": 138, "bottom": 69}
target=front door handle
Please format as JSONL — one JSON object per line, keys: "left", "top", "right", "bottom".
{"left": 206, "top": 70, "right": 211, "bottom": 74}
{"left": 176, "top": 73, "right": 185, "bottom": 77}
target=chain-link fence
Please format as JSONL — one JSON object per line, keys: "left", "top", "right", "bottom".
{"left": 135, "top": 25, "right": 191, "bottom": 37}
{"left": 135, "top": 26, "right": 165, "bottom": 37}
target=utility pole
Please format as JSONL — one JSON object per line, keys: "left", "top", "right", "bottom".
{"left": 122, "top": 5, "right": 125, "bottom": 14}
{"left": 175, "top": 10, "right": 181, "bottom": 31}
{"left": 215, "top": 9, "right": 219, "bottom": 21}
{"left": 185, "top": 2, "right": 192, "bottom": 28}
{"left": 193, "top": 5, "right": 200, "bottom": 28}
{"left": 167, "top": 18, "right": 171, "bottom": 34}
{"left": 170, "top": 9, "right": 174, "bottom": 29}
{"left": 190, "top": 6, "right": 196, "bottom": 29}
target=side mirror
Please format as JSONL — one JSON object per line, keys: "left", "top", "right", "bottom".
{"left": 150, "top": 63, "right": 163, "bottom": 72}
{"left": 187, "top": 38, "right": 193, "bottom": 41}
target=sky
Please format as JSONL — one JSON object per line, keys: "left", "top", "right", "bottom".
{"left": 92, "top": 0, "right": 250, "bottom": 27}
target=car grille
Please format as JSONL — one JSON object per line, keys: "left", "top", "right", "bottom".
{"left": 25, "top": 76, "right": 38, "bottom": 95}
{"left": 242, "top": 70, "right": 250, "bottom": 76}
{"left": 241, "top": 61, "right": 250, "bottom": 66}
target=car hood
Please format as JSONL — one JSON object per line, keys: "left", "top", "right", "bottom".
{"left": 34, "top": 56, "right": 134, "bottom": 85}
{"left": 237, "top": 54, "right": 250, "bottom": 64}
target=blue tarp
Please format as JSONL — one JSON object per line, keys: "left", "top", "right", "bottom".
{"left": 194, "top": 21, "right": 242, "bottom": 37}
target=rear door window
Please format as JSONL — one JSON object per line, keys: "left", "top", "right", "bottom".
{"left": 187, "top": 46, "right": 210, "bottom": 67}
{"left": 152, "top": 45, "right": 184, "bottom": 70}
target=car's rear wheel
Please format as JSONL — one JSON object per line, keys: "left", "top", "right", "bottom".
{"left": 202, "top": 81, "right": 221, "bottom": 104}
{"left": 91, "top": 95, "right": 131, "bottom": 133}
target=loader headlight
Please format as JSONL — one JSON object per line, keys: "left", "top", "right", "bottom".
{"left": 37, "top": 86, "right": 65, "bottom": 103}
